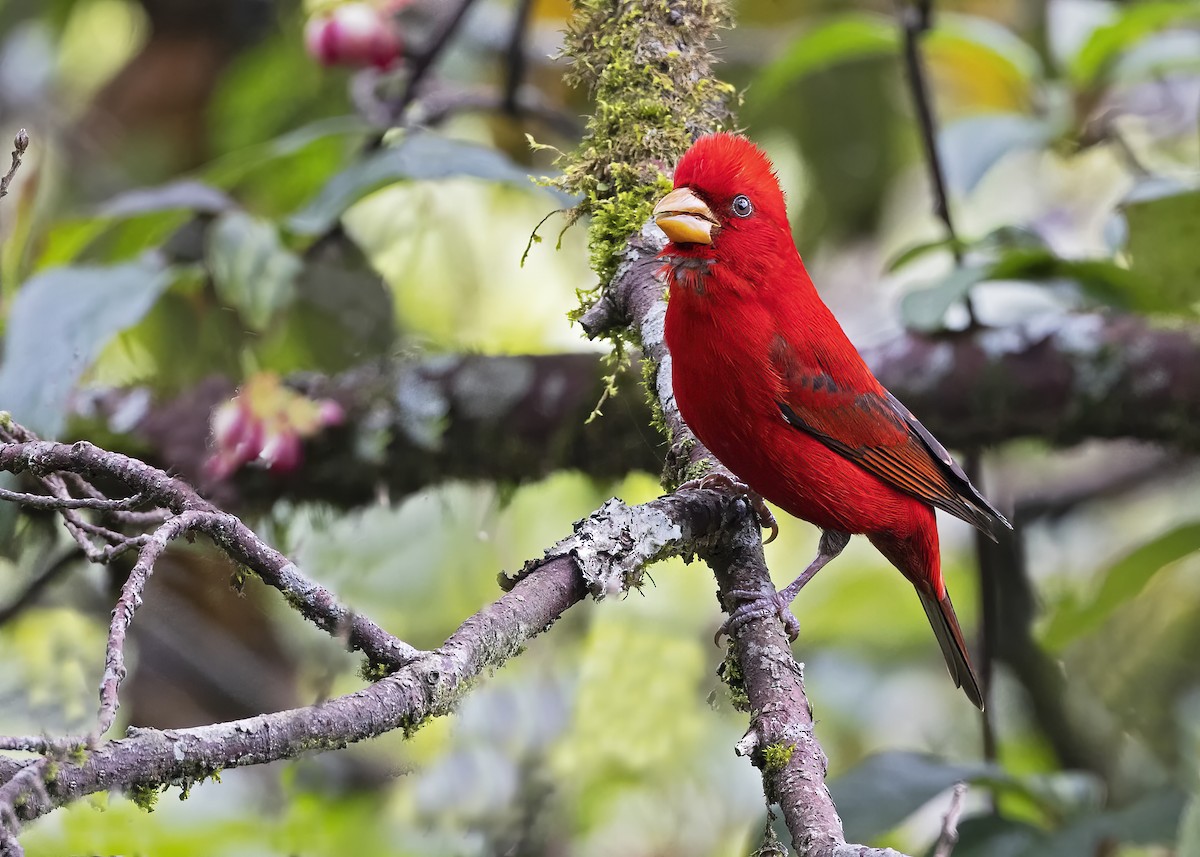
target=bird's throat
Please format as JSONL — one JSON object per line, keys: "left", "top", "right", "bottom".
{"left": 662, "top": 254, "right": 714, "bottom": 296}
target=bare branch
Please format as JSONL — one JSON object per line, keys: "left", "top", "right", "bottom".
{"left": 0, "top": 436, "right": 421, "bottom": 670}
{"left": 0, "top": 129, "right": 27, "bottom": 201}
{"left": 0, "top": 487, "right": 144, "bottom": 511}
{"left": 931, "top": 783, "right": 968, "bottom": 857}
{"left": 0, "top": 489, "right": 731, "bottom": 831}
{"left": 96, "top": 510, "right": 216, "bottom": 737}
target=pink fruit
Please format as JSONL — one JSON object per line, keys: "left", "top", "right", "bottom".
{"left": 260, "top": 432, "right": 303, "bottom": 473}
{"left": 304, "top": 3, "right": 403, "bottom": 70}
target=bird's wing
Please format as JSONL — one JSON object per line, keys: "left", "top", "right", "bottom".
{"left": 771, "top": 341, "right": 1011, "bottom": 540}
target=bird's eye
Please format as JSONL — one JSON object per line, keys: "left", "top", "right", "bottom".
{"left": 731, "top": 195, "right": 753, "bottom": 218}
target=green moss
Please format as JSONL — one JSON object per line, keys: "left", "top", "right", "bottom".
{"left": 762, "top": 742, "right": 796, "bottom": 773}
{"left": 359, "top": 659, "right": 397, "bottom": 683}
{"left": 554, "top": 0, "right": 733, "bottom": 414}
{"left": 128, "top": 782, "right": 162, "bottom": 812}
{"left": 556, "top": 0, "right": 732, "bottom": 291}
{"left": 717, "top": 641, "right": 751, "bottom": 712}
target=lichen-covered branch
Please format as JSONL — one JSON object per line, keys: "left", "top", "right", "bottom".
{"left": 84, "top": 353, "right": 659, "bottom": 511}
{"left": 0, "top": 487, "right": 732, "bottom": 835}
{"left": 76, "top": 312, "right": 1200, "bottom": 516}
{"left": 704, "top": 515, "right": 908, "bottom": 857}
{"left": 0, "top": 434, "right": 420, "bottom": 673}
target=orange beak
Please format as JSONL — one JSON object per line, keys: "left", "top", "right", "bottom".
{"left": 653, "top": 187, "right": 717, "bottom": 245}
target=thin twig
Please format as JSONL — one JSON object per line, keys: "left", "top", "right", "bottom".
{"left": 0, "top": 487, "right": 143, "bottom": 511}
{"left": 504, "top": 0, "right": 536, "bottom": 115}
{"left": 0, "top": 130, "right": 27, "bottom": 201}
{"left": 389, "top": 0, "right": 482, "bottom": 125}
{"left": 95, "top": 511, "right": 213, "bottom": 737}
{"left": 931, "top": 782, "right": 968, "bottom": 857}
{"left": 897, "top": 0, "right": 977, "bottom": 327}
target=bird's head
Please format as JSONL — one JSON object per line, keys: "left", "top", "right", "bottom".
{"left": 653, "top": 133, "right": 790, "bottom": 261}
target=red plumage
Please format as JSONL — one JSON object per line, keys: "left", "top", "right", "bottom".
{"left": 656, "top": 133, "right": 1010, "bottom": 709}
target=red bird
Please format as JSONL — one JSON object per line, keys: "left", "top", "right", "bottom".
{"left": 654, "top": 133, "right": 1010, "bottom": 709}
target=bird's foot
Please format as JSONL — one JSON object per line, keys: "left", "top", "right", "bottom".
{"left": 679, "top": 471, "right": 779, "bottom": 545}
{"left": 715, "top": 588, "right": 799, "bottom": 644}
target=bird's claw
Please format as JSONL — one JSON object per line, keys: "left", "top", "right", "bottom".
{"left": 714, "top": 589, "right": 800, "bottom": 644}
{"left": 679, "top": 471, "right": 779, "bottom": 545}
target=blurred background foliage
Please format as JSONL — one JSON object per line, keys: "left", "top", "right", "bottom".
{"left": 0, "top": 0, "right": 1198, "bottom": 854}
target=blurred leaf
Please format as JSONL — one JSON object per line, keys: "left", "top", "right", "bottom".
{"left": 205, "top": 115, "right": 371, "bottom": 187}
{"left": 259, "top": 237, "right": 396, "bottom": 372}
{"left": 950, "top": 815, "right": 1044, "bottom": 857}
{"left": 986, "top": 247, "right": 1147, "bottom": 308}
{"left": 97, "top": 271, "right": 245, "bottom": 391}
{"left": 0, "top": 258, "right": 174, "bottom": 436}
{"left": 288, "top": 132, "right": 559, "bottom": 236}
{"left": 1179, "top": 794, "right": 1200, "bottom": 857}
{"left": 829, "top": 751, "right": 998, "bottom": 842}
{"left": 900, "top": 266, "right": 988, "bottom": 331}
{"left": 207, "top": 211, "right": 301, "bottom": 332}
{"left": 926, "top": 15, "right": 1042, "bottom": 112}
{"left": 886, "top": 236, "right": 964, "bottom": 273}
{"left": 755, "top": 14, "right": 897, "bottom": 103}
{"left": 1071, "top": 1, "right": 1200, "bottom": 86}
{"left": 1039, "top": 788, "right": 1185, "bottom": 852}
{"left": 1043, "top": 522, "right": 1200, "bottom": 650}
{"left": 96, "top": 180, "right": 234, "bottom": 219}
{"left": 1112, "top": 29, "right": 1200, "bottom": 84}
{"left": 940, "top": 114, "right": 1055, "bottom": 194}
{"left": 1122, "top": 188, "right": 1200, "bottom": 313}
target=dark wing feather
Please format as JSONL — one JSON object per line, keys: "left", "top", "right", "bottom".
{"left": 773, "top": 352, "right": 1011, "bottom": 539}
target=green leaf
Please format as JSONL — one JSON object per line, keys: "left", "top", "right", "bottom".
{"left": 951, "top": 815, "right": 1044, "bottom": 857}
{"left": 1042, "top": 522, "right": 1200, "bottom": 650}
{"left": 287, "top": 132, "right": 561, "bottom": 236}
{"left": 886, "top": 236, "right": 965, "bottom": 273}
{"left": 828, "top": 751, "right": 998, "bottom": 842}
{"left": 206, "top": 211, "right": 301, "bottom": 332}
{"left": 755, "top": 14, "right": 898, "bottom": 103}
{"left": 0, "top": 258, "right": 175, "bottom": 436}
{"left": 899, "top": 266, "right": 988, "bottom": 331}
{"left": 1039, "top": 788, "right": 1186, "bottom": 852}
{"left": 1122, "top": 188, "right": 1200, "bottom": 313}
{"left": 1070, "top": 1, "right": 1200, "bottom": 86}
{"left": 1179, "top": 794, "right": 1200, "bottom": 857}
{"left": 258, "top": 236, "right": 396, "bottom": 373}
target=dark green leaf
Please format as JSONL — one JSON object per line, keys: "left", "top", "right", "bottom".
{"left": 287, "top": 132, "right": 562, "bottom": 236}
{"left": 1178, "top": 794, "right": 1200, "bottom": 857}
{"left": 0, "top": 258, "right": 175, "bottom": 436}
{"left": 259, "top": 236, "right": 396, "bottom": 372}
{"left": 1043, "top": 522, "right": 1200, "bottom": 650}
{"left": 829, "top": 751, "right": 998, "bottom": 842}
{"left": 1039, "top": 788, "right": 1185, "bottom": 852}
{"left": 1122, "top": 188, "right": 1200, "bottom": 313}
{"left": 207, "top": 211, "right": 301, "bottom": 332}
{"left": 947, "top": 815, "right": 1043, "bottom": 857}
{"left": 899, "top": 266, "right": 988, "bottom": 331}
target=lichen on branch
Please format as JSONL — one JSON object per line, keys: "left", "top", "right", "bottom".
{"left": 555, "top": 0, "right": 734, "bottom": 295}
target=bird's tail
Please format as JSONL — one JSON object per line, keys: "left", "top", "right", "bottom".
{"left": 918, "top": 589, "right": 985, "bottom": 710}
